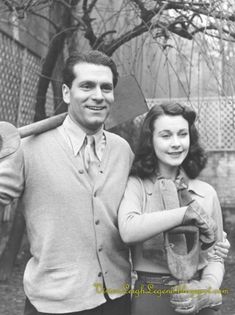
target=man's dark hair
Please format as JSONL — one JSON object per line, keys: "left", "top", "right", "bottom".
{"left": 131, "top": 102, "right": 207, "bottom": 179}
{"left": 62, "top": 50, "right": 119, "bottom": 88}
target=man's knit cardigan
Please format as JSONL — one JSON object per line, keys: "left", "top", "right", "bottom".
{"left": 0, "top": 127, "right": 133, "bottom": 313}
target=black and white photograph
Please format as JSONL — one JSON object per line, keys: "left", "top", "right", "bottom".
{"left": 0, "top": 1, "right": 234, "bottom": 315}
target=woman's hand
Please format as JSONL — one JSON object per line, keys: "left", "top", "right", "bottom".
{"left": 213, "top": 231, "right": 230, "bottom": 259}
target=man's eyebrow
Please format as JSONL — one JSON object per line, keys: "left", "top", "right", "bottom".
{"left": 79, "top": 80, "right": 95, "bottom": 85}
{"left": 101, "top": 82, "right": 113, "bottom": 87}
{"left": 79, "top": 80, "right": 113, "bottom": 85}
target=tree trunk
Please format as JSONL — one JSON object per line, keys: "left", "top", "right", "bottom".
{"left": 34, "top": 3, "right": 72, "bottom": 122}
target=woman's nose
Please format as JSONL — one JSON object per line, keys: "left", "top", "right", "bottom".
{"left": 171, "top": 136, "right": 180, "bottom": 147}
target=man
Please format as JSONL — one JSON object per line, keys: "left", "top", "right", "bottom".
{"left": 0, "top": 50, "right": 133, "bottom": 314}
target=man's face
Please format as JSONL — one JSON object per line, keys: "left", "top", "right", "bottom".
{"left": 62, "top": 62, "right": 114, "bottom": 134}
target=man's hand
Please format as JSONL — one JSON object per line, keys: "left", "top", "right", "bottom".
{"left": 171, "top": 279, "right": 222, "bottom": 314}
{"left": 183, "top": 200, "right": 217, "bottom": 249}
{"left": 208, "top": 231, "right": 230, "bottom": 260}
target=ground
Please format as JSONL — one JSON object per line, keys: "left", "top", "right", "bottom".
{"left": 0, "top": 248, "right": 234, "bottom": 315}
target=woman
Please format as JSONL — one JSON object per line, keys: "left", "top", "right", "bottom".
{"left": 118, "top": 103, "right": 228, "bottom": 315}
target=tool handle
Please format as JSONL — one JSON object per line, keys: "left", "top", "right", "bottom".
{"left": 168, "top": 225, "right": 199, "bottom": 234}
{"left": 18, "top": 112, "right": 67, "bottom": 138}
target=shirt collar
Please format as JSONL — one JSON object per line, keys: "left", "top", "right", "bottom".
{"left": 151, "top": 168, "right": 206, "bottom": 198}
{"left": 187, "top": 179, "right": 206, "bottom": 197}
{"left": 61, "top": 115, "right": 105, "bottom": 156}
{"left": 62, "top": 115, "right": 86, "bottom": 156}
{"left": 177, "top": 168, "right": 206, "bottom": 198}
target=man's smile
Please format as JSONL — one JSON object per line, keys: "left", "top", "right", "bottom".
{"left": 85, "top": 105, "right": 107, "bottom": 111}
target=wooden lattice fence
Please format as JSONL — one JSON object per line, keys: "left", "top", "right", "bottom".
{"left": 0, "top": 30, "right": 235, "bottom": 151}
{"left": 144, "top": 98, "right": 235, "bottom": 151}
{"left": 0, "top": 30, "right": 54, "bottom": 127}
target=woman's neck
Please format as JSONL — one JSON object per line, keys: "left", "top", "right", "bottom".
{"left": 157, "top": 165, "right": 179, "bottom": 180}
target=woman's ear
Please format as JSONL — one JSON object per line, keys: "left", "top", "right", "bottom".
{"left": 62, "top": 84, "right": 70, "bottom": 104}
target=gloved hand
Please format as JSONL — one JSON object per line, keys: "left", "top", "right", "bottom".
{"left": 170, "top": 279, "right": 222, "bottom": 314}
{"left": 183, "top": 200, "right": 217, "bottom": 250}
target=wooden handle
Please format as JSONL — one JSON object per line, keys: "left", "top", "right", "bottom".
{"left": 168, "top": 225, "right": 199, "bottom": 234}
{"left": 18, "top": 112, "right": 67, "bottom": 138}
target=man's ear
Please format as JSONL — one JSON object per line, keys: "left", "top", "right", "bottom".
{"left": 62, "top": 84, "right": 70, "bottom": 104}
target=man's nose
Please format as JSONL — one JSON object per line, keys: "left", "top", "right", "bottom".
{"left": 92, "top": 86, "right": 104, "bottom": 101}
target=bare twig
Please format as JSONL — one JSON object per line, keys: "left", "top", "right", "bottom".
{"left": 29, "top": 10, "right": 59, "bottom": 31}
{"left": 2, "top": 0, "right": 14, "bottom": 12}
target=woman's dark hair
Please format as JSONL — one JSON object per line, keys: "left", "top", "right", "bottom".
{"left": 131, "top": 102, "right": 207, "bottom": 179}
{"left": 62, "top": 50, "right": 119, "bottom": 88}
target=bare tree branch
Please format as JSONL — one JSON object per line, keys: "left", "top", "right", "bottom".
{"left": 29, "top": 10, "right": 59, "bottom": 30}
{"left": 130, "top": 0, "right": 149, "bottom": 20}
{"left": 2, "top": 0, "right": 14, "bottom": 12}
{"left": 82, "top": 0, "right": 98, "bottom": 47}
{"left": 87, "top": 0, "right": 98, "bottom": 14}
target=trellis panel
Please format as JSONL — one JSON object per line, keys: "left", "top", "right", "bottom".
{"left": 144, "top": 98, "right": 235, "bottom": 151}
{"left": 0, "top": 33, "right": 23, "bottom": 125}
{"left": 0, "top": 31, "right": 54, "bottom": 127}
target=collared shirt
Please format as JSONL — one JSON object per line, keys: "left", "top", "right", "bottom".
{"left": 58, "top": 115, "right": 106, "bottom": 161}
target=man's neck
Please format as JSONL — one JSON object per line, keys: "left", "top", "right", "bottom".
{"left": 69, "top": 115, "right": 103, "bottom": 136}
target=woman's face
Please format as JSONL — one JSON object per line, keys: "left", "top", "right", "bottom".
{"left": 152, "top": 114, "right": 190, "bottom": 177}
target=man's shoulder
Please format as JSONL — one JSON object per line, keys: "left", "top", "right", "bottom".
{"left": 105, "top": 131, "right": 132, "bottom": 149}
{"left": 21, "top": 128, "right": 58, "bottom": 150}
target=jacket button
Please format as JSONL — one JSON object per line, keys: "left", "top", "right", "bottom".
{"left": 78, "top": 169, "right": 84, "bottom": 174}
{"left": 98, "top": 246, "right": 103, "bottom": 252}
{"left": 98, "top": 272, "right": 102, "bottom": 277}
{"left": 95, "top": 220, "right": 100, "bottom": 225}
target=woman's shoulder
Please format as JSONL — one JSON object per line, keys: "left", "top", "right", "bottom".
{"left": 127, "top": 175, "right": 143, "bottom": 186}
{"left": 188, "top": 178, "right": 217, "bottom": 197}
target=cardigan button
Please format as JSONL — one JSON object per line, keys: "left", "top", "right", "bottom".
{"left": 98, "top": 272, "right": 102, "bottom": 277}
{"left": 95, "top": 220, "right": 100, "bottom": 225}
{"left": 78, "top": 169, "right": 84, "bottom": 174}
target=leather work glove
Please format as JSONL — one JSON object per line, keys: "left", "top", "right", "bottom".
{"left": 170, "top": 279, "right": 222, "bottom": 314}
{"left": 183, "top": 200, "right": 217, "bottom": 250}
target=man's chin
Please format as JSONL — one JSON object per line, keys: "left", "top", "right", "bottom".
{"left": 87, "top": 121, "right": 105, "bottom": 133}
{"left": 89, "top": 116, "right": 109, "bottom": 129}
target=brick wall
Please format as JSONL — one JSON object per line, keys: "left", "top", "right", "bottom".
{"left": 200, "top": 151, "right": 235, "bottom": 208}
